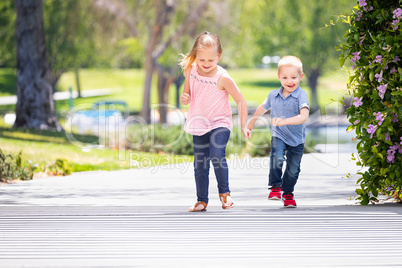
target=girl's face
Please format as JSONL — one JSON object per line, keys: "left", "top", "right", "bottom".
{"left": 278, "top": 65, "right": 304, "bottom": 96}
{"left": 195, "top": 46, "right": 221, "bottom": 76}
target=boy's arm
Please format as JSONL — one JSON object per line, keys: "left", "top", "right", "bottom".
{"left": 272, "top": 107, "right": 309, "bottom": 126}
{"left": 180, "top": 68, "right": 191, "bottom": 105}
{"left": 247, "top": 104, "right": 268, "bottom": 131}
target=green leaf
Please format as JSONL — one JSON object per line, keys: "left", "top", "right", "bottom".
{"left": 386, "top": 36, "right": 394, "bottom": 45}
{"left": 369, "top": 70, "right": 374, "bottom": 81}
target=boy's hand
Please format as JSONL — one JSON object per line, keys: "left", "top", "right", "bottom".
{"left": 180, "top": 93, "right": 191, "bottom": 105}
{"left": 242, "top": 127, "right": 252, "bottom": 140}
{"left": 247, "top": 122, "right": 255, "bottom": 132}
{"left": 272, "top": 117, "right": 284, "bottom": 126}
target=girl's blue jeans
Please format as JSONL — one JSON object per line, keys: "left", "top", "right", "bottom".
{"left": 192, "top": 127, "right": 231, "bottom": 204}
{"left": 269, "top": 137, "right": 304, "bottom": 193}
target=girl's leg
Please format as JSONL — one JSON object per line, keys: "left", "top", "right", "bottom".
{"left": 269, "top": 137, "right": 287, "bottom": 188}
{"left": 193, "top": 132, "right": 211, "bottom": 204}
{"left": 282, "top": 143, "right": 304, "bottom": 193}
{"left": 209, "top": 127, "right": 231, "bottom": 194}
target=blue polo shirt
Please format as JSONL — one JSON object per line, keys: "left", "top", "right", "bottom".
{"left": 262, "top": 86, "right": 309, "bottom": 146}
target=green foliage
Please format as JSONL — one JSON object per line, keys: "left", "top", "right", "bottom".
{"left": 0, "top": 149, "right": 34, "bottom": 182}
{"left": 339, "top": 0, "right": 402, "bottom": 204}
{"left": 245, "top": 129, "right": 271, "bottom": 157}
{"left": 45, "top": 159, "right": 72, "bottom": 176}
{"left": 0, "top": 1, "right": 16, "bottom": 68}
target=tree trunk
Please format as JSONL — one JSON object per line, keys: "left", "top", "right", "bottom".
{"left": 174, "top": 74, "right": 185, "bottom": 108}
{"left": 307, "top": 68, "right": 321, "bottom": 114}
{"left": 75, "top": 68, "right": 82, "bottom": 98}
{"left": 14, "top": 0, "right": 62, "bottom": 131}
{"left": 156, "top": 64, "right": 176, "bottom": 124}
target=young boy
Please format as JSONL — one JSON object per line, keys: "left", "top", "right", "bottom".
{"left": 247, "top": 56, "right": 309, "bottom": 208}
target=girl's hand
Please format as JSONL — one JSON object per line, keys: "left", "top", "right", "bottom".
{"left": 242, "top": 127, "right": 252, "bottom": 140}
{"left": 180, "top": 93, "right": 191, "bottom": 105}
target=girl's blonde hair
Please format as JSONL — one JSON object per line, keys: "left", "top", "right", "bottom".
{"left": 179, "top": 32, "right": 222, "bottom": 72}
{"left": 278, "top": 55, "right": 303, "bottom": 74}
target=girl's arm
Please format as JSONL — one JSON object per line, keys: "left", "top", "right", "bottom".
{"left": 272, "top": 107, "right": 309, "bottom": 126}
{"left": 219, "top": 74, "right": 251, "bottom": 139}
{"left": 247, "top": 104, "right": 268, "bottom": 131}
{"left": 180, "top": 68, "right": 191, "bottom": 105}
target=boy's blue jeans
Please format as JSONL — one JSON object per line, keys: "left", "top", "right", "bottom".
{"left": 269, "top": 137, "right": 304, "bottom": 193}
{"left": 193, "top": 127, "right": 231, "bottom": 204}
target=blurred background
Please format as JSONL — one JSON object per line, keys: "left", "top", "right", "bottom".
{"left": 0, "top": 0, "right": 356, "bottom": 175}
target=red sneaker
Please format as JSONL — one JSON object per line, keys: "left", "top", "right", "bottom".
{"left": 268, "top": 187, "right": 282, "bottom": 200}
{"left": 282, "top": 193, "right": 297, "bottom": 208}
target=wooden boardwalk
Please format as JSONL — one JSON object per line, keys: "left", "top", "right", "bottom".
{"left": 1, "top": 206, "right": 401, "bottom": 267}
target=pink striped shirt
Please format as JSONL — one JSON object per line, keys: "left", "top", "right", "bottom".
{"left": 184, "top": 64, "right": 232, "bottom": 136}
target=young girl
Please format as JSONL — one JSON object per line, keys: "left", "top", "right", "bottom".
{"left": 179, "top": 32, "right": 251, "bottom": 212}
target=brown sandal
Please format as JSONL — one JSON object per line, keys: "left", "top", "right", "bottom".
{"left": 188, "top": 201, "right": 208, "bottom": 212}
{"left": 219, "top": 192, "right": 234, "bottom": 209}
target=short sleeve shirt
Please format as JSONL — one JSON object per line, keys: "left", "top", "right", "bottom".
{"left": 262, "top": 86, "right": 309, "bottom": 146}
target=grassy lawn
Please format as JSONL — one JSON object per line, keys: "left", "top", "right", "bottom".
{"left": 0, "top": 67, "right": 347, "bottom": 177}
{"left": 0, "top": 123, "right": 193, "bottom": 174}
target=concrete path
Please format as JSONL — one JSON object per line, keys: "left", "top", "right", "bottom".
{"left": 0, "top": 153, "right": 401, "bottom": 267}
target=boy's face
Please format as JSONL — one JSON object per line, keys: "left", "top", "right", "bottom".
{"left": 278, "top": 65, "right": 304, "bottom": 95}
{"left": 196, "top": 46, "right": 221, "bottom": 76}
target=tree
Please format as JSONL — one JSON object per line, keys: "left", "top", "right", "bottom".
{"left": 252, "top": 0, "right": 351, "bottom": 113}
{"left": 44, "top": 0, "right": 96, "bottom": 92}
{"left": 14, "top": 0, "right": 62, "bottom": 131}
{"left": 95, "top": 0, "right": 209, "bottom": 123}
{"left": 0, "top": 1, "right": 16, "bottom": 68}
{"left": 340, "top": 0, "right": 402, "bottom": 204}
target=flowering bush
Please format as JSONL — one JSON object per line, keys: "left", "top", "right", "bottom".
{"left": 339, "top": 0, "right": 402, "bottom": 204}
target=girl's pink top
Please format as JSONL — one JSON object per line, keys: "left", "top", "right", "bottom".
{"left": 184, "top": 64, "right": 232, "bottom": 136}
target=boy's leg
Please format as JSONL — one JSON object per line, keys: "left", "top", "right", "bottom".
{"left": 269, "top": 137, "right": 287, "bottom": 189}
{"left": 282, "top": 143, "right": 304, "bottom": 194}
{"left": 209, "top": 127, "right": 231, "bottom": 194}
{"left": 193, "top": 132, "right": 211, "bottom": 204}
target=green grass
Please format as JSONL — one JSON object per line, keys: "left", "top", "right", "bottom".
{"left": 0, "top": 121, "right": 193, "bottom": 174}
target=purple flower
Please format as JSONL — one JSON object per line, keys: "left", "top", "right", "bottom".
{"left": 353, "top": 97, "right": 363, "bottom": 107}
{"left": 351, "top": 52, "right": 360, "bottom": 63}
{"left": 374, "top": 112, "right": 384, "bottom": 125}
{"left": 356, "top": 11, "right": 363, "bottom": 21}
{"left": 377, "top": 84, "right": 388, "bottom": 99}
{"left": 392, "top": 113, "right": 399, "bottom": 123}
{"left": 384, "top": 133, "right": 391, "bottom": 141}
{"left": 386, "top": 144, "right": 401, "bottom": 163}
{"left": 374, "top": 70, "right": 383, "bottom": 82}
{"left": 374, "top": 55, "right": 383, "bottom": 64}
{"left": 393, "top": 56, "right": 401, "bottom": 63}
{"left": 400, "top": 137, "right": 402, "bottom": 145}
{"left": 367, "top": 124, "right": 377, "bottom": 138}
{"left": 358, "top": 0, "right": 367, "bottom": 7}
{"left": 391, "top": 67, "right": 397, "bottom": 74}
{"left": 387, "top": 152, "right": 395, "bottom": 163}
{"left": 393, "top": 8, "right": 402, "bottom": 18}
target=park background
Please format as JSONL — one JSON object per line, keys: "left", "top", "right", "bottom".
{"left": 1, "top": 0, "right": 355, "bottom": 177}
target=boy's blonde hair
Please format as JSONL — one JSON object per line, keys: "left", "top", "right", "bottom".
{"left": 179, "top": 32, "right": 222, "bottom": 72}
{"left": 278, "top": 56, "right": 303, "bottom": 74}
